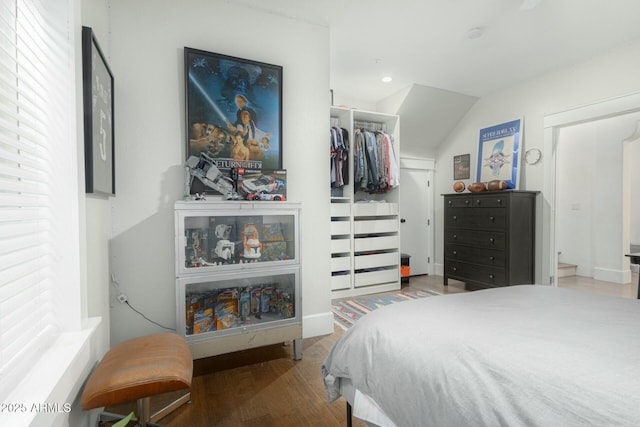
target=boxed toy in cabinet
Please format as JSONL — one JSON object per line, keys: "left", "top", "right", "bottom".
{"left": 184, "top": 282, "right": 295, "bottom": 335}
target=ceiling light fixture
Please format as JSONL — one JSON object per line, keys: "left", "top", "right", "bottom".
{"left": 381, "top": 76, "right": 392, "bottom": 83}
{"left": 520, "top": 0, "right": 542, "bottom": 11}
{"left": 466, "top": 27, "right": 484, "bottom": 40}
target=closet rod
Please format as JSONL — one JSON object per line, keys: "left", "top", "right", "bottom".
{"left": 354, "top": 120, "right": 387, "bottom": 133}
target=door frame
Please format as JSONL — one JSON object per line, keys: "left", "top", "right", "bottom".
{"left": 399, "top": 157, "right": 435, "bottom": 275}
{"left": 543, "top": 90, "right": 640, "bottom": 286}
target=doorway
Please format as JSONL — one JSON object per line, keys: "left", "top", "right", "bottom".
{"left": 543, "top": 91, "right": 640, "bottom": 285}
{"left": 399, "top": 158, "right": 435, "bottom": 276}
{"left": 555, "top": 113, "right": 640, "bottom": 283}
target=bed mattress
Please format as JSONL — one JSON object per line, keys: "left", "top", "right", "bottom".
{"left": 322, "top": 285, "right": 640, "bottom": 426}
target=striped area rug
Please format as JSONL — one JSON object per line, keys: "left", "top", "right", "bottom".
{"left": 332, "top": 289, "right": 439, "bottom": 330}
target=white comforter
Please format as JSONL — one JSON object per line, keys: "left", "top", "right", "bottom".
{"left": 322, "top": 285, "right": 640, "bottom": 426}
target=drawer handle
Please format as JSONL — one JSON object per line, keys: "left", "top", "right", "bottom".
{"left": 497, "top": 199, "right": 502, "bottom": 204}
{"left": 489, "top": 274, "right": 494, "bottom": 279}
{"left": 489, "top": 237, "right": 495, "bottom": 243}
{"left": 465, "top": 200, "right": 470, "bottom": 205}
{"left": 453, "top": 234, "right": 457, "bottom": 240}
{"left": 476, "top": 200, "right": 481, "bottom": 205}
{"left": 489, "top": 256, "right": 495, "bottom": 261}
{"left": 448, "top": 200, "right": 452, "bottom": 205}
{"left": 452, "top": 267, "right": 457, "bottom": 272}
{"left": 452, "top": 250, "right": 457, "bottom": 255}
{"left": 453, "top": 215, "right": 457, "bottom": 220}
{"left": 489, "top": 216, "right": 495, "bottom": 222}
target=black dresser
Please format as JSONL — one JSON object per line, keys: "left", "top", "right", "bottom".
{"left": 443, "top": 191, "right": 537, "bottom": 288}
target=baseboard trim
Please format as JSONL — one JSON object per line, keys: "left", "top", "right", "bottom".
{"left": 303, "top": 311, "right": 334, "bottom": 338}
{"left": 593, "top": 267, "right": 631, "bottom": 284}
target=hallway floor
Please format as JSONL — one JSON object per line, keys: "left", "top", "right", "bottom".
{"left": 406, "top": 273, "right": 640, "bottom": 299}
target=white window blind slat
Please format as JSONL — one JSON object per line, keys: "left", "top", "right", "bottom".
{"left": 0, "top": 233, "right": 41, "bottom": 256}
{"left": 0, "top": 208, "right": 51, "bottom": 222}
{"left": 0, "top": 130, "right": 48, "bottom": 156}
{"left": 0, "top": 192, "right": 47, "bottom": 207}
{"left": 0, "top": 177, "right": 44, "bottom": 195}
{"left": 0, "top": 163, "right": 47, "bottom": 184}
{"left": 0, "top": 222, "right": 39, "bottom": 239}
{"left": 0, "top": 145, "right": 46, "bottom": 169}
{"left": 0, "top": 254, "right": 50, "bottom": 290}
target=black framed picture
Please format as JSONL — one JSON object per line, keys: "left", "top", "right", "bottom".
{"left": 82, "top": 26, "right": 115, "bottom": 196}
{"left": 453, "top": 154, "right": 470, "bottom": 180}
{"left": 185, "top": 47, "right": 283, "bottom": 195}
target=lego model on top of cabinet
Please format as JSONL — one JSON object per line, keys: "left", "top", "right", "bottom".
{"left": 174, "top": 200, "right": 302, "bottom": 360}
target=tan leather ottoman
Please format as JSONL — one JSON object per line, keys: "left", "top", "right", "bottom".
{"left": 81, "top": 333, "right": 193, "bottom": 427}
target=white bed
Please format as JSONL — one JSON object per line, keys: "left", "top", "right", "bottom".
{"left": 322, "top": 285, "right": 640, "bottom": 426}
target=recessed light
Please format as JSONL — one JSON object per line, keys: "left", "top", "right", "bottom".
{"left": 381, "top": 76, "right": 392, "bottom": 83}
{"left": 466, "top": 27, "right": 484, "bottom": 39}
{"left": 520, "top": 0, "right": 542, "bottom": 11}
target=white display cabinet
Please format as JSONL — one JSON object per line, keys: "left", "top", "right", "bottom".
{"left": 174, "top": 200, "right": 302, "bottom": 360}
{"left": 330, "top": 107, "right": 401, "bottom": 298}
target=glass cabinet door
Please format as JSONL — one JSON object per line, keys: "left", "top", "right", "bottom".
{"left": 177, "top": 268, "right": 299, "bottom": 341}
{"left": 175, "top": 206, "right": 299, "bottom": 276}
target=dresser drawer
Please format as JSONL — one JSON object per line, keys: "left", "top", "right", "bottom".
{"left": 445, "top": 260, "right": 506, "bottom": 287}
{"left": 445, "top": 244, "right": 505, "bottom": 268}
{"left": 445, "top": 229, "right": 505, "bottom": 250}
{"left": 472, "top": 195, "right": 509, "bottom": 208}
{"left": 446, "top": 207, "right": 506, "bottom": 230}
{"left": 445, "top": 196, "right": 473, "bottom": 208}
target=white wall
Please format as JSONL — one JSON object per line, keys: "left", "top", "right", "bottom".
{"left": 107, "top": 0, "right": 332, "bottom": 346}
{"left": 434, "top": 38, "right": 640, "bottom": 283}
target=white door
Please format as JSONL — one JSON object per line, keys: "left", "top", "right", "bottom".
{"left": 399, "top": 166, "right": 433, "bottom": 275}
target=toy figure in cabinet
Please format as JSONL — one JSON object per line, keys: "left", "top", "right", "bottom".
{"left": 242, "top": 223, "right": 263, "bottom": 259}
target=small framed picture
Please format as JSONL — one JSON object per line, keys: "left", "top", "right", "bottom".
{"left": 453, "top": 154, "right": 470, "bottom": 180}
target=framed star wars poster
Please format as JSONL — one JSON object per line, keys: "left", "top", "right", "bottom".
{"left": 476, "top": 118, "right": 522, "bottom": 189}
{"left": 184, "top": 47, "right": 282, "bottom": 195}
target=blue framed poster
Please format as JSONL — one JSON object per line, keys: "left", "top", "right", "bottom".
{"left": 476, "top": 118, "right": 522, "bottom": 189}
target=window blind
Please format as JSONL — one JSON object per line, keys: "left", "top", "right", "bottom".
{"left": 0, "top": 0, "right": 75, "bottom": 401}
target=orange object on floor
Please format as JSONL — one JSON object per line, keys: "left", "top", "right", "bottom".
{"left": 401, "top": 265, "right": 410, "bottom": 278}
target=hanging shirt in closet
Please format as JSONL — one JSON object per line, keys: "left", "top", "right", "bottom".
{"left": 330, "top": 126, "right": 349, "bottom": 188}
{"left": 353, "top": 128, "right": 399, "bottom": 194}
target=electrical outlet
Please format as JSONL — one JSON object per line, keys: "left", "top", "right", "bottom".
{"left": 117, "top": 293, "right": 128, "bottom": 304}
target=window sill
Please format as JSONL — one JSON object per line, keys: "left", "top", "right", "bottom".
{"left": 1, "top": 317, "right": 102, "bottom": 426}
